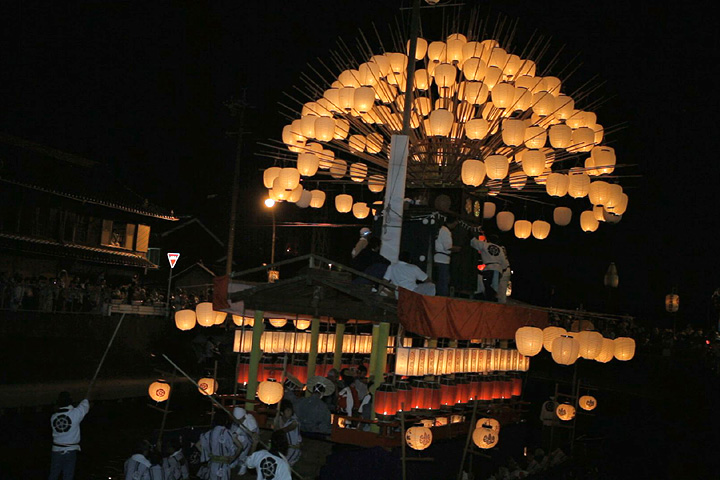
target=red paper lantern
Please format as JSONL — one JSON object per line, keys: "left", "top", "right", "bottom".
{"left": 501, "top": 376, "right": 514, "bottom": 399}
{"left": 491, "top": 375, "right": 502, "bottom": 400}
{"left": 374, "top": 383, "right": 398, "bottom": 416}
{"left": 478, "top": 375, "right": 493, "bottom": 401}
{"left": 411, "top": 380, "right": 431, "bottom": 409}
{"left": 456, "top": 377, "right": 471, "bottom": 404}
{"left": 237, "top": 363, "right": 250, "bottom": 385}
{"left": 511, "top": 374, "right": 523, "bottom": 397}
{"left": 440, "top": 378, "right": 457, "bottom": 406}
{"left": 397, "top": 381, "right": 412, "bottom": 411}
{"left": 469, "top": 375, "right": 482, "bottom": 400}
{"left": 426, "top": 382, "right": 441, "bottom": 410}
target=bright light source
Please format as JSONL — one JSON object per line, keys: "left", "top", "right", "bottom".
{"left": 264, "top": 198, "right": 276, "bottom": 208}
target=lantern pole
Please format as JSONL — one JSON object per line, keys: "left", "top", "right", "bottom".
{"left": 224, "top": 92, "right": 248, "bottom": 276}
{"left": 332, "top": 320, "right": 346, "bottom": 371}
{"left": 245, "top": 310, "right": 266, "bottom": 411}
{"left": 86, "top": 313, "right": 126, "bottom": 399}
{"left": 456, "top": 400, "right": 479, "bottom": 480}
{"left": 306, "top": 317, "right": 321, "bottom": 381}
{"left": 156, "top": 368, "right": 176, "bottom": 449}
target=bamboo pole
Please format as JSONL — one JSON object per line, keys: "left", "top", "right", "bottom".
{"left": 456, "top": 400, "right": 479, "bottom": 480}
{"left": 245, "top": 310, "right": 265, "bottom": 411}
{"left": 332, "top": 320, "right": 346, "bottom": 371}
{"left": 86, "top": 313, "right": 125, "bottom": 398}
{"left": 156, "top": 368, "right": 176, "bottom": 449}
{"left": 307, "top": 317, "right": 321, "bottom": 380}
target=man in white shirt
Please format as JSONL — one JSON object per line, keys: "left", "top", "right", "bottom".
{"left": 49, "top": 391, "right": 90, "bottom": 480}
{"left": 434, "top": 216, "right": 460, "bottom": 296}
{"left": 384, "top": 252, "right": 435, "bottom": 297}
{"left": 470, "top": 235, "right": 510, "bottom": 303}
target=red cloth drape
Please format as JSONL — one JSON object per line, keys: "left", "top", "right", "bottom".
{"left": 213, "top": 275, "right": 230, "bottom": 310}
{"left": 397, "top": 288, "right": 548, "bottom": 340}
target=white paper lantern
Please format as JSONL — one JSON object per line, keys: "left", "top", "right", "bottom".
{"left": 429, "top": 109, "right": 454, "bottom": 136}
{"left": 613, "top": 337, "right": 636, "bottom": 361}
{"left": 335, "top": 194, "right": 353, "bottom": 213}
{"left": 496, "top": 211, "right": 515, "bottom": 232}
{"left": 546, "top": 173, "right": 569, "bottom": 197}
{"left": 502, "top": 119, "right": 526, "bottom": 146}
{"left": 352, "top": 202, "right": 370, "bottom": 219}
{"left": 551, "top": 336, "right": 580, "bottom": 365}
{"left": 521, "top": 150, "right": 546, "bottom": 176}
{"left": 553, "top": 207, "right": 572, "bottom": 226}
{"left": 368, "top": 174, "right": 385, "bottom": 193}
{"left": 461, "top": 159, "right": 486, "bottom": 187}
{"left": 329, "top": 159, "right": 347, "bottom": 179}
{"left": 531, "top": 220, "right": 551, "bottom": 240}
{"left": 263, "top": 167, "right": 282, "bottom": 189}
{"left": 576, "top": 331, "right": 603, "bottom": 360}
{"left": 483, "top": 202, "right": 496, "bottom": 219}
{"left": 595, "top": 338, "right": 615, "bottom": 363}
{"left": 349, "top": 162, "right": 368, "bottom": 182}
{"left": 515, "top": 326, "right": 544, "bottom": 357}
{"left": 175, "top": 309, "right": 196, "bottom": 331}
{"left": 543, "top": 326, "right": 567, "bottom": 352}
{"left": 485, "top": 155, "right": 509, "bottom": 180}
{"left": 309, "top": 190, "right": 326, "bottom": 208}
{"left": 579, "top": 395, "right": 597, "bottom": 411}
{"left": 196, "top": 302, "right": 215, "bottom": 327}
{"left": 580, "top": 211, "right": 599, "bottom": 232}
{"left": 548, "top": 124, "right": 572, "bottom": 149}
{"left": 514, "top": 220, "right": 531, "bottom": 239}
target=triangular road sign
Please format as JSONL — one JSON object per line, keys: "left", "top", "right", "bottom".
{"left": 167, "top": 252, "right": 180, "bottom": 269}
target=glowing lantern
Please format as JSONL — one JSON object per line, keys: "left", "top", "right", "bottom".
{"left": 523, "top": 127, "right": 547, "bottom": 150}
{"left": 591, "top": 146, "right": 616, "bottom": 174}
{"left": 551, "top": 336, "right": 580, "bottom": 365}
{"left": 571, "top": 127, "right": 595, "bottom": 152}
{"left": 555, "top": 95, "right": 575, "bottom": 119}
{"left": 365, "top": 133, "right": 383, "bottom": 154}
{"left": 214, "top": 311, "right": 228, "bottom": 325}
{"left": 532, "top": 91, "right": 555, "bottom": 116}
{"left": 548, "top": 124, "right": 572, "bottom": 149}
{"left": 348, "top": 134, "right": 367, "bottom": 153}
{"left": 576, "top": 331, "right": 603, "bottom": 360}
{"left": 352, "top": 202, "right": 370, "bottom": 219}
{"left": 604, "top": 184, "right": 624, "bottom": 210}
{"left": 277, "top": 168, "right": 300, "bottom": 190}
{"left": 553, "top": 207, "right": 572, "bottom": 226}
{"left": 515, "top": 326, "right": 544, "bottom": 357}
{"left": 175, "top": 309, "right": 196, "bottom": 331}
{"left": 407, "top": 37, "right": 428, "bottom": 60}
{"left": 335, "top": 194, "right": 353, "bottom": 213}
{"left": 197, "top": 378, "right": 217, "bottom": 396}
{"left": 568, "top": 170, "right": 590, "bottom": 198}
{"left": 595, "top": 338, "right": 615, "bottom": 363}
{"left": 349, "top": 162, "right": 368, "bottom": 183}
{"left": 461, "top": 159, "right": 486, "bottom": 187}
{"left": 491, "top": 82, "right": 515, "bottom": 109}
{"left": 269, "top": 317, "right": 287, "bottom": 328}
{"left": 509, "top": 171, "right": 527, "bottom": 190}
{"left": 368, "top": 174, "right": 385, "bottom": 193}
{"left": 353, "top": 87, "right": 375, "bottom": 114}
{"left": 329, "top": 159, "right": 347, "bottom": 179}
{"left": 521, "top": 149, "right": 546, "bottom": 176}
{"left": 374, "top": 384, "right": 399, "bottom": 416}
{"left": 665, "top": 293, "right": 680, "bottom": 313}
{"left": 531, "top": 220, "right": 551, "bottom": 240}
{"left": 496, "top": 211, "right": 515, "bottom": 232}
{"left": 434, "top": 63, "right": 457, "bottom": 90}
{"left": 543, "top": 326, "right": 567, "bottom": 352}
{"left": 462, "top": 81, "right": 489, "bottom": 104}
{"left": 149, "top": 381, "right": 170, "bottom": 402}
{"left": 309, "top": 190, "right": 326, "bottom": 208}
{"left": 580, "top": 211, "right": 599, "bottom": 232}
{"left": 232, "top": 315, "right": 254, "bottom": 327}
{"left": 514, "top": 220, "right": 531, "bottom": 239}
{"left": 465, "top": 118, "right": 490, "bottom": 140}
{"left": 473, "top": 427, "right": 499, "bottom": 449}
{"left": 579, "top": 395, "right": 597, "bottom": 411}
{"left": 406, "top": 426, "right": 433, "bottom": 451}
{"left": 257, "top": 379, "right": 284, "bottom": 405}
{"left": 263, "top": 167, "right": 282, "bottom": 189}
{"left": 428, "top": 109, "right": 454, "bottom": 136}
{"left": 485, "top": 154, "right": 509, "bottom": 180}
{"left": 293, "top": 318, "right": 311, "bottom": 330}
{"left": 546, "top": 173, "right": 569, "bottom": 197}
{"left": 482, "top": 202, "right": 496, "bottom": 219}
{"left": 196, "top": 303, "right": 215, "bottom": 327}
{"left": 556, "top": 403, "right": 576, "bottom": 421}
{"left": 297, "top": 153, "right": 319, "bottom": 177}
{"left": 613, "top": 337, "right": 636, "bottom": 361}
{"left": 501, "top": 119, "right": 525, "bottom": 146}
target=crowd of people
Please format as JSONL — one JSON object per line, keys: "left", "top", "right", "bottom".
{"left": 350, "top": 216, "right": 511, "bottom": 304}
{"left": 0, "top": 270, "right": 211, "bottom": 314}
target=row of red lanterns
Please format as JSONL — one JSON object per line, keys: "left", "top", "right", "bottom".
{"left": 237, "top": 362, "right": 357, "bottom": 385}
{"left": 375, "top": 374, "right": 522, "bottom": 417}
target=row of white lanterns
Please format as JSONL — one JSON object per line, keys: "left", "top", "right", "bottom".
{"left": 515, "top": 326, "right": 635, "bottom": 365}
{"left": 174, "top": 303, "right": 318, "bottom": 331}
{"left": 395, "top": 347, "right": 530, "bottom": 376}
{"left": 232, "top": 329, "right": 412, "bottom": 355}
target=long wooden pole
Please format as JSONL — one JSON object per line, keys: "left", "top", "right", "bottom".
{"left": 157, "top": 368, "right": 176, "bottom": 449}
{"left": 457, "top": 400, "right": 479, "bottom": 480}
{"left": 307, "top": 317, "right": 321, "bottom": 379}
{"left": 86, "top": 313, "right": 126, "bottom": 398}
{"left": 401, "top": 407, "right": 407, "bottom": 480}
{"left": 246, "top": 310, "right": 265, "bottom": 411}
{"left": 332, "top": 320, "right": 346, "bottom": 371}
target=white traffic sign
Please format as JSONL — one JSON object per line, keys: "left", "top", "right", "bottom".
{"left": 167, "top": 252, "right": 180, "bottom": 269}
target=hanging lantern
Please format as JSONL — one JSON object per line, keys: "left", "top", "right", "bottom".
{"left": 483, "top": 202, "right": 496, "bottom": 219}
{"left": 532, "top": 91, "right": 555, "bottom": 116}
{"left": 462, "top": 81, "right": 489, "bottom": 105}
{"left": 349, "top": 162, "right": 368, "bottom": 183}
{"left": 335, "top": 194, "right": 353, "bottom": 213}
{"left": 509, "top": 171, "right": 527, "bottom": 190}
{"left": 462, "top": 57, "right": 486, "bottom": 81}
{"left": 552, "top": 335, "right": 580, "bottom": 365}
{"left": 196, "top": 302, "right": 215, "bottom": 327}
{"left": 353, "top": 86, "right": 375, "bottom": 114}
{"left": 531, "top": 220, "right": 551, "bottom": 240}
{"left": 277, "top": 168, "right": 300, "bottom": 190}
{"left": 433, "top": 63, "right": 457, "bottom": 90}
{"left": 296, "top": 189, "right": 312, "bottom": 208}
{"left": 595, "top": 338, "right": 615, "bottom": 363}
{"left": 556, "top": 403, "right": 576, "bottom": 421}
{"left": 579, "top": 395, "right": 597, "bottom": 411}
{"left": 546, "top": 173, "right": 569, "bottom": 197}
{"left": 613, "top": 337, "right": 636, "bottom": 361}
{"left": 591, "top": 146, "right": 616, "bottom": 175}
{"left": 576, "top": 331, "right": 603, "bottom": 360}
{"left": 501, "top": 119, "right": 525, "bottom": 147}
{"left": 515, "top": 326, "right": 544, "bottom": 357}
{"left": 465, "top": 118, "right": 490, "bottom": 140}
{"left": 514, "top": 220, "right": 532, "bottom": 239}
{"left": 428, "top": 109, "right": 454, "bottom": 136}
{"left": 496, "top": 211, "right": 515, "bottom": 232}
{"left": 232, "top": 315, "right": 254, "bottom": 327}
{"left": 197, "top": 378, "right": 217, "bottom": 396}
{"left": 524, "top": 126, "right": 547, "bottom": 149}
{"left": 297, "top": 153, "right": 319, "bottom": 177}
{"left": 580, "top": 211, "right": 599, "bottom": 232}
{"left": 405, "top": 426, "right": 433, "bottom": 451}
{"left": 257, "top": 379, "right": 284, "bottom": 405}
{"left": 293, "top": 318, "right": 311, "bottom": 330}
{"left": 313, "top": 117, "right": 335, "bottom": 142}
{"left": 548, "top": 124, "right": 572, "bottom": 149}
{"left": 263, "top": 167, "right": 282, "bottom": 188}
{"left": 175, "top": 309, "right": 196, "bottom": 331}
{"left": 214, "top": 311, "right": 227, "bottom": 325}
{"left": 570, "top": 127, "right": 596, "bottom": 152}
{"left": 555, "top": 95, "right": 575, "bottom": 119}
{"left": 396, "top": 381, "right": 412, "bottom": 412}
{"left": 665, "top": 293, "right": 680, "bottom": 313}
{"left": 485, "top": 154, "right": 509, "bottom": 180}
{"left": 352, "top": 202, "right": 370, "bottom": 219}
{"left": 521, "top": 149, "right": 546, "bottom": 176}
{"left": 374, "top": 384, "right": 399, "bottom": 416}
{"left": 491, "top": 82, "right": 515, "bottom": 109}
{"left": 309, "top": 190, "right": 326, "bottom": 208}
{"left": 269, "top": 317, "right": 287, "bottom": 328}
{"left": 365, "top": 133, "right": 383, "bottom": 154}
{"left": 553, "top": 207, "right": 572, "bottom": 226}
{"left": 543, "top": 326, "right": 567, "bottom": 352}
{"left": 461, "top": 159, "right": 486, "bottom": 187}
{"left": 568, "top": 170, "right": 590, "bottom": 198}
{"left": 367, "top": 174, "right": 386, "bottom": 193}
{"left": 472, "top": 427, "right": 499, "bottom": 449}
{"left": 329, "top": 159, "right": 347, "bottom": 179}
{"left": 148, "top": 381, "right": 171, "bottom": 402}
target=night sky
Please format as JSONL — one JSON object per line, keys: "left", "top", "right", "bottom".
{"left": 1, "top": 1, "right": 716, "bottom": 327}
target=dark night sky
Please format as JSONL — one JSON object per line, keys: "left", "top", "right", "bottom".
{"left": 1, "top": 1, "right": 717, "bottom": 326}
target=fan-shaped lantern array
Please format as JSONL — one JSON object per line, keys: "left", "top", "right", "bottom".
{"left": 265, "top": 26, "right": 628, "bottom": 238}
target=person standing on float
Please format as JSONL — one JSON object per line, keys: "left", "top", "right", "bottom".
{"left": 48, "top": 391, "right": 90, "bottom": 480}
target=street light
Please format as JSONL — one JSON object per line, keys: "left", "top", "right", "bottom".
{"left": 264, "top": 198, "right": 277, "bottom": 265}
{"left": 265, "top": 198, "right": 276, "bottom": 208}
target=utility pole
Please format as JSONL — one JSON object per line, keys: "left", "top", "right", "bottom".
{"left": 225, "top": 91, "right": 249, "bottom": 276}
